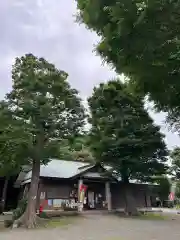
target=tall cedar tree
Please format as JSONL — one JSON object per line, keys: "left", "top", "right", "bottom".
{"left": 88, "top": 80, "right": 168, "bottom": 213}
{"left": 6, "top": 54, "right": 85, "bottom": 228}
{"left": 0, "top": 101, "right": 29, "bottom": 212}
{"left": 77, "top": 0, "right": 180, "bottom": 128}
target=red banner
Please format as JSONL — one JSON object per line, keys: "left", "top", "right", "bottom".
{"left": 169, "top": 192, "right": 175, "bottom": 201}
{"left": 80, "top": 184, "right": 87, "bottom": 192}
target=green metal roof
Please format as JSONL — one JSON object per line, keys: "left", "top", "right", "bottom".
{"left": 20, "top": 159, "right": 94, "bottom": 184}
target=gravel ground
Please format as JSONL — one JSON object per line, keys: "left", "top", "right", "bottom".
{"left": 1, "top": 214, "right": 180, "bottom": 240}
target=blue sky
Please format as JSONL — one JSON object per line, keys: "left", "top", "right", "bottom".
{"left": 0, "top": 0, "right": 180, "bottom": 149}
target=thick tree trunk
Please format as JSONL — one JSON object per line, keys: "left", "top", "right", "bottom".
{"left": 1, "top": 177, "right": 9, "bottom": 212}
{"left": 23, "top": 159, "right": 40, "bottom": 228}
{"left": 124, "top": 184, "right": 138, "bottom": 216}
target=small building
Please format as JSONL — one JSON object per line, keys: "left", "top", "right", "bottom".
{"left": 15, "top": 159, "right": 158, "bottom": 211}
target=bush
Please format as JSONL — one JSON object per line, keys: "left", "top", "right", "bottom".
{"left": 39, "top": 211, "right": 49, "bottom": 219}
{"left": 12, "top": 198, "right": 27, "bottom": 220}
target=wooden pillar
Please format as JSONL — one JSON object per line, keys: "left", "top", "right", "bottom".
{"left": 78, "top": 179, "right": 83, "bottom": 212}
{"left": 105, "top": 181, "right": 112, "bottom": 211}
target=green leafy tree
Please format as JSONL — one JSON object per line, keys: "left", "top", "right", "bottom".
{"left": 5, "top": 54, "right": 85, "bottom": 228}
{"left": 76, "top": 0, "right": 180, "bottom": 126}
{"left": 68, "top": 134, "right": 94, "bottom": 162}
{"left": 57, "top": 135, "right": 94, "bottom": 162}
{"left": 57, "top": 139, "right": 74, "bottom": 160}
{"left": 169, "top": 148, "right": 180, "bottom": 201}
{"left": 154, "top": 176, "right": 170, "bottom": 200}
{"left": 88, "top": 80, "right": 168, "bottom": 214}
{"left": 175, "top": 182, "right": 180, "bottom": 199}
{"left": 71, "top": 148, "right": 94, "bottom": 162}
{"left": 0, "top": 101, "right": 29, "bottom": 212}
{"left": 69, "top": 134, "right": 89, "bottom": 151}
{"left": 170, "top": 147, "right": 180, "bottom": 180}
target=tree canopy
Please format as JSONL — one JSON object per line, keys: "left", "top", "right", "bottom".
{"left": 169, "top": 148, "right": 180, "bottom": 201}
{"left": 155, "top": 176, "right": 170, "bottom": 200}
{"left": 0, "top": 101, "right": 29, "bottom": 177}
{"left": 170, "top": 147, "right": 180, "bottom": 180}
{"left": 3, "top": 54, "right": 86, "bottom": 228}
{"left": 0, "top": 101, "right": 29, "bottom": 212}
{"left": 175, "top": 182, "right": 180, "bottom": 199}
{"left": 88, "top": 80, "right": 168, "bottom": 183}
{"left": 77, "top": 0, "right": 180, "bottom": 122}
{"left": 58, "top": 135, "right": 94, "bottom": 162}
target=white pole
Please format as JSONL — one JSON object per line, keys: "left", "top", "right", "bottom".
{"left": 78, "top": 179, "right": 83, "bottom": 212}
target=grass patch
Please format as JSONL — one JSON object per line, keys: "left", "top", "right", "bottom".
{"left": 114, "top": 211, "right": 168, "bottom": 221}
{"left": 44, "top": 216, "right": 81, "bottom": 229}
{"left": 137, "top": 212, "right": 167, "bottom": 221}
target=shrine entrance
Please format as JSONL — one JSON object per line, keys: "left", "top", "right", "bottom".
{"left": 82, "top": 182, "right": 106, "bottom": 210}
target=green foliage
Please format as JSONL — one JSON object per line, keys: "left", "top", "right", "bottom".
{"left": 175, "top": 182, "right": 180, "bottom": 199}
{"left": 138, "top": 212, "right": 167, "bottom": 221}
{"left": 57, "top": 139, "right": 74, "bottom": 160}
{"left": 5, "top": 54, "right": 86, "bottom": 165}
{"left": 39, "top": 211, "right": 49, "bottom": 219}
{"left": 0, "top": 101, "right": 29, "bottom": 177}
{"left": 88, "top": 80, "right": 168, "bottom": 182}
{"left": 0, "top": 54, "right": 86, "bottom": 227}
{"left": 46, "top": 216, "right": 78, "bottom": 228}
{"left": 155, "top": 176, "right": 170, "bottom": 199}
{"left": 71, "top": 148, "right": 94, "bottom": 162}
{"left": 69, "top": 134, "right": 94, "bottom": 162}
{"left": 58, "top": 135, "right": 94, "bottom": 162}
{"left": 77, "top": 0, "right": 180, "bottom": 126}
{"left": 0, "top": 53, "right": 86, "bottom": 179}
{"left": 13, "top": 198, "right": 27, "bottom": 220}
{"left": 170, "top": 147, "right": 180, "bottom": 180}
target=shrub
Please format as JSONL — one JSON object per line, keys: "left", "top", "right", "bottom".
{"left": 39, "top": 211, "right": 49, "bottom": 219}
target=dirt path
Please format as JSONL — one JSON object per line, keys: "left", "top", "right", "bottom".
{"left": 1, "top": 214, "right": 180, "bottom": 240}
